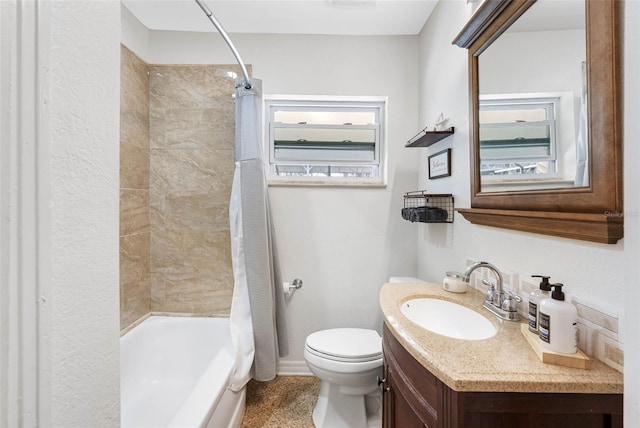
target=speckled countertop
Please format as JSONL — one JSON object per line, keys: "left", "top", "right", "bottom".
{"left": 380, "top": 282, "right": 623, "bottom": 394}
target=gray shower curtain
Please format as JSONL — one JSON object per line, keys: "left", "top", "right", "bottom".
{"left": 575, "top": 61, "right": 589, "bottom": 187}
{"left": 229, "top": 78, "right": 289, "bottom": 391}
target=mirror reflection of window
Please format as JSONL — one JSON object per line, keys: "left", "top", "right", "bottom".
{"left": 479, "top": 97, "right": 557, "bottom": 178}
{"left": 478, "top": 0, "right": 587, "bottom": 191}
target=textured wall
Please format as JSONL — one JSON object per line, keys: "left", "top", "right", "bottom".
{"left": 120, "top": 45, "right": 151, "bottom": 329}
{"left": 49, "top": 1, "right": 121, "bottom": 425}
{"left": 149, "top": 65, "right": 245, "bottom": 315}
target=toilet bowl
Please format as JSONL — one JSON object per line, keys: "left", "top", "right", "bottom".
{"left": 304, "top": 328, "right": 383, "bottom": 428}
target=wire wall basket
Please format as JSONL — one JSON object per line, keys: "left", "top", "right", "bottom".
{"left": 402, "top": 191, "right": 454, "bottom": 223}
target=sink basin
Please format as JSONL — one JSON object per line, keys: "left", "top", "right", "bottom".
{"left": 400, "top": 298, "right": 496, "bottom": 340}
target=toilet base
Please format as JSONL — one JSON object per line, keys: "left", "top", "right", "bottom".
{"left": 312, "top": 382, "right": 381, "bottom": 428}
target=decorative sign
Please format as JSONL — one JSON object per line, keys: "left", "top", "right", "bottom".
{"left": 428, "top": 149, "right": 451, "bottom": 179}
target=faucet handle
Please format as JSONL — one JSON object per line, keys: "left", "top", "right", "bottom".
{"left": 482, "top": 279, "right": 496, "bottom": 302}
{"left": 501, "top": 290, "right": 522, "bottom": 312}
{"left": 504, "top": 289, "right": 522, "bottom": 302}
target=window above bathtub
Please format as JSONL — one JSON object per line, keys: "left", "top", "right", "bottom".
{"left": 264, "top": 95, "right": 387, "bottom": 186}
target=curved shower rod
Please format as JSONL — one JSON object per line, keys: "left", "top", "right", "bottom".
{"left": 195, "top": 0, "right": 252, "bottom": 90}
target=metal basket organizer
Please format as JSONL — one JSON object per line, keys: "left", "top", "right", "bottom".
{"left": 402, "top": 191, "right": 454, "bottom": 223}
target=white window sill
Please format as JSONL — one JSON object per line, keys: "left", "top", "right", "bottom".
{"left": 267, "top": 178, "right": 387, "bottom": 188}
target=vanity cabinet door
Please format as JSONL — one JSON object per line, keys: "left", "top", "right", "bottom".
{"left": 451, "top": 391, "right": 623, "bottom": 428}
{"left": 382, "top": 323, "right": 444, "bottom": 428}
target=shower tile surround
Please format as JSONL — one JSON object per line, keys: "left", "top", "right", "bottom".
{"left": 149, "top": 63, "right": 245, "bottom": 315}
{"left": 119, "top": 44, "right": 247, "bottom": 329}
{"left": 465, "top": 259, "right": 624, "bottom": 373}
{"left": 120, "top": 46, "right": 151, "bottom": 329}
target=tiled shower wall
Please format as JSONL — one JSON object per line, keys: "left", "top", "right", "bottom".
{"left": 148, "top": 64, "right": 246, "bottom": 315}
{"left": 120, "top": 46, "right": 151, "bottom": 329}
{"left": 120, "top": 43, "right": 245, "bottom": 329}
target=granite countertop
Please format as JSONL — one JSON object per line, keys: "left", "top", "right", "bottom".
{"left": 380, "top": 282, "right": 623, "bottom": 394}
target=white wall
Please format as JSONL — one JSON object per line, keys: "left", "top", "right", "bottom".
{"left": 126, "top": 28, "right": 421, "bottom": 366}
{"left": 122, "top": 4, "right": 150, "bottom": 60}
{"left": 48, "top": 1, "right": 121, "bottom": 425}
{"left": 418, "top": 0, "right": 638, "bottom": 425}
{"left": 624, "top": 0, "right": 640, "bottom": 423}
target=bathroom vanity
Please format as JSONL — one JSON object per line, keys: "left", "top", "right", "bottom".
{"left": 379, "top": 282, "right": 623, "bottom": 428}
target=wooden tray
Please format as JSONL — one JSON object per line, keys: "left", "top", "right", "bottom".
{"left": 520, "top": 323, "right": 591, "bottom": 370}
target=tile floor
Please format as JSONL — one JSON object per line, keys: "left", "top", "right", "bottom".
{"left": 241, "top": 376, "right": 320, "bottom": 428}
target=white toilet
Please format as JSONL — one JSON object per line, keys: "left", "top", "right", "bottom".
{"left": 304, "top": 277, "right": 425, "bottom": 428}
{"left": 304, "top": 328, "right": 383, "bottom": 428}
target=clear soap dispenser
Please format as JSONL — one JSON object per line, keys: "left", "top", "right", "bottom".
{"left": 528, "top": 275, "right": 552, "bottom": 334}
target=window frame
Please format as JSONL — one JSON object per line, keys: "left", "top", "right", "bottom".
{"left": 264, "top": 95, "right": 388, "bottom": 186}
{"left": 479, "top": 95, "right": 562, "bottom": 182}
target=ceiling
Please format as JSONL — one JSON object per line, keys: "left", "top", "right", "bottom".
{"left": 122, "top": 0, "right": 439, "bottom": 36}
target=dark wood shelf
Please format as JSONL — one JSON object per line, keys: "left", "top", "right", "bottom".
{"left": 405, "top": 127, "right": 454, "bottom": 147}
{"left": 456, "top": 208, "right": 623, "bottom": 244}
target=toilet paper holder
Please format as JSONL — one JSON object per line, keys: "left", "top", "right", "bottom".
{"left": 283, "top": 278, "right": 303, "bottom": 296}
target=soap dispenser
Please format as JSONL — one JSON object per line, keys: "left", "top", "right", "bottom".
{"left": 528, "top": 275, "right": 552, "bottom": 334}
{"left": 538, "top": 284, "right": 578, "bottom": 354}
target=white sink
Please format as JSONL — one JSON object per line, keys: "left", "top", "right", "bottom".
{"left": 400, "top": 298, "right": 497, "bottom": 340}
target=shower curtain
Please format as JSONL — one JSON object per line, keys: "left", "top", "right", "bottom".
{"left": 229, "top": 78, "right": 289, "bottom": 391}
{"left": 575, "top": 61, "right": 589, "bottom": 187}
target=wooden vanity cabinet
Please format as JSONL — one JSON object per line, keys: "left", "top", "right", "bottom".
{"left": 382, "top": 322, "right": 446, "bottom": 427}
{"left": 382, "top": 323, "right": 623, "bottom": 428}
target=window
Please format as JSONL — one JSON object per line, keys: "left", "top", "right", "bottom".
{"left": 265, "top": 96, "right": 387, "bottom": 185}
{"left": 479, "top": 96, "right": 559, "bottom": 179}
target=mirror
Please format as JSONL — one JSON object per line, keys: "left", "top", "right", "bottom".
{"left": 479, "top": 0, "right": 586, "bottom": 192}
{"left": 453, "top": 0, "right": 622, "bottom": 244}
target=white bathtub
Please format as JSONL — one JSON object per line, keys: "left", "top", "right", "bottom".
{"left": 121, "top": 316, "right": 245, "bottom": 428}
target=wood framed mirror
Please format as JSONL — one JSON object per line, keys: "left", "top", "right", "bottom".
{"left": 452, "top": 0, "right": 622, "bottom": 244}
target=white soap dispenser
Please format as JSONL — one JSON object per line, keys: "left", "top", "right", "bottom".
{"left": 528, "top": 275, "right": 552, "bottom": 334}
{"left": 538, "top": 284, "right": 578, "bottom": 354}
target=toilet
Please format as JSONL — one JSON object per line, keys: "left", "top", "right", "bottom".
{"left": 304, "top": 277, "right": 425, "bottom": 428}
{"left": 304, "top": 328, "right": 383, "bottom": 428}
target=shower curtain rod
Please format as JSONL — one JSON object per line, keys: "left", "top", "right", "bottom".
{"left": 195, "top": 0, "right": 252, "bottom": 90}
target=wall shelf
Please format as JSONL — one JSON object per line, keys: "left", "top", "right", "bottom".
{"left": 405, "top": 127, "right": 454, "bottom": 147}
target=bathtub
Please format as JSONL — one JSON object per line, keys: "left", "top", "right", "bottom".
{"left": 121, "top": 316, "right": 245, "bottom": 428}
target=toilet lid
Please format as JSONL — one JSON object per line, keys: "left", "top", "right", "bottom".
{"left": 306, "top": 328, "right": 382, "bottom": 360}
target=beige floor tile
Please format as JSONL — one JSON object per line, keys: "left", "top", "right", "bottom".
{"left": 241, "top": 376, "right": 320, "bottom": 428}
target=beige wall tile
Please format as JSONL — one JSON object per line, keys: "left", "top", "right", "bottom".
{"left": 161, "top": 107, "right": 234, "bottom": 150}
{"left": 151, "top": 273, "right": 233, "bottom": 315}
{"left": 120, "top": 233, "right": 151, "bottom": 329}
{"left": 120, "top": 44, "right": 151, "bottom": 331}
{"left": 148, "top": 64, "right": 241, "bottom": 315}
{"left": 164, "top": 192, "right": 230, "bottom": 232}
{"left": 121, "top": 189, "right": 150, "bottom": 236}
{"left": 150, "top": 148, "right": 234, "bottom": 196}
{"left": 120, "top": 143, "right": 149, "bottom": 189}
{"left": 150, "top": 108, "right": 166, "bottom": 149}
{"left": 148, "top": 65, "right": 240, "bottom": 109}
{"left": 150, "top": 229, "right": 232, "bottom": 278}
{"left": 120, "top": 46, "right": 149, "bottom": 148}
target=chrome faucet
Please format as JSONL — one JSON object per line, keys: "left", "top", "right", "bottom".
{"left": 462, "top": 261, "right": 521, "bottom": 321}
